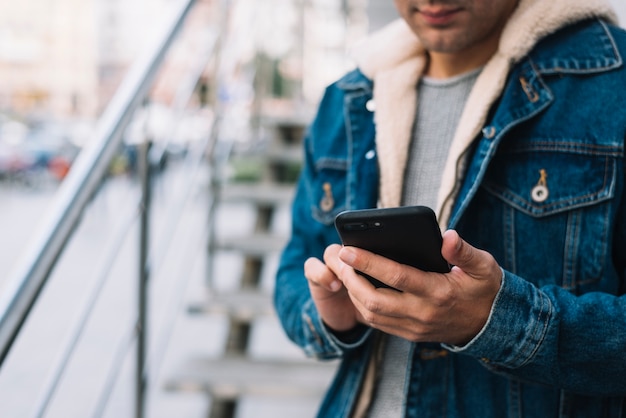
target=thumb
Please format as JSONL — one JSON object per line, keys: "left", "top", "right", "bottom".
{"left": 441, "top": 230, "right": 499, "bottom": 280}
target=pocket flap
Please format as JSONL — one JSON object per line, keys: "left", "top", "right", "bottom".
{"left": 483, "top": 151, "right": 617, "bottom": 217}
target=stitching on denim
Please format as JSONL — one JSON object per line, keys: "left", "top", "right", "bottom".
{"left": 563, "top": 209, "right": 581, "bottom": 288}
{"left": 509, "top": 290, "right": 553, "bottom": 368}
{"left": 508, "top": 379, "right": 522, "bottom": 418}
{"left": 315, "top": 158, "right": 348, "bottom": 171}
{"left": 503, "top": 204, "right": 516, "bottom": 272}
{"left": 501, "top": 141, "right": 623, "bottom": 156}
{"left": 344, "top": 93, "right": 356, "bottom": 211}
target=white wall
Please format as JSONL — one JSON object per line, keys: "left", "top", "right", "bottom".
{"left": 609, "top": 0, "right": 626, "bottom": 27}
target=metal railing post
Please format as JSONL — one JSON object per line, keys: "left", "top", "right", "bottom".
{"left": 137, "top": 139, "right": 152, "bottom": 418}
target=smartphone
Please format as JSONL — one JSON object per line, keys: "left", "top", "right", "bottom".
{"left": 334, "top": 206, "right": 450, "bottom": 289}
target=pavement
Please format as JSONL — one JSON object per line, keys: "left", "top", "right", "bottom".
{"left": 0, "top": 164, "right": 326, "bottom": 418}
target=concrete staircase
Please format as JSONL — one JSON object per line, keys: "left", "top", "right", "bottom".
{"left": 166, "top": 105, "right": 338, "bottom": 418}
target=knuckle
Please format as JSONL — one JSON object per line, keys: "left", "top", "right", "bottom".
{"left": 337, "top": 261, "right": 351, "bottom": 277}
{"left": 432, "top": 284, "right": 455, "bottom": 307}
{"left": 360, "top": 309, "right": 377, "bottom": 325}
{"left": 362, "top": 296, "right": 383, "bottom": 314}
{"left": 406, "top": 330, "right": 425, "bottom": 343}
{"left": 376, "top": 263, "right": 409, "bottom": 290}
{"left": 386, "top": 265, "right": 408, "bottom": 288}
{"left": 419, "top": 306, "right": 439, "bottom": 325}
{"left": 404, "top": 321, "right": 430, "bottom": 342}
{"left": 357, "top": 255, "right": 374, "bottom": 275}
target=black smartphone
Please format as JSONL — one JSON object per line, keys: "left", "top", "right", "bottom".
{"left": 334, "top": 206, "right": 450, "bottom": 289}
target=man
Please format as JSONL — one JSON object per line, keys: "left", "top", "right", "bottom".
{"left": 275, "top": 0, "right": 626, "bottom": 416}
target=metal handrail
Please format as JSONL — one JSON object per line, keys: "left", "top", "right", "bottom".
{"left": 0, "top": 1, "right": 215, "bottom": 417}
{"left": 31, "top": 196, "right": 141, "bottom": 418}
{"left": 0, "top": 0, "right": 197, "bottom": 367}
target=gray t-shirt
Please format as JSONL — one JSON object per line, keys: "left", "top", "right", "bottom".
{"left": 366, "top": 67, "right": 481, "bottom": 418}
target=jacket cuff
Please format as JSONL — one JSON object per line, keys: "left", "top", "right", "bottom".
{"left": 300, "top": 299, "right": 371, "bottom": 359}
{"left": 443, "top": 269, "right": 553, "bottom": 369}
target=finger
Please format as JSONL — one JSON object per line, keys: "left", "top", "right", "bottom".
{"left": 322, "top": 243, "right": 343, "bottom": 271}
{"left": 441, "top": 230, "right": 501, "bottom": 281}
{"left": 333, "top": 257, "right": 420, "bottom": 322}
{"left": 323, "top": 244, "right": 375, "bottom": 290}
{"left": 304, "top": 256, "right": 342, "bottom": 292}
{"left": 338, "top": 245, "right": 439, "bottom": 294}
{"left": 349, "top": 288, "right": 411, "bottom": 323}
{"left": 347, "top": 289, "right": 435, "bottom": 340}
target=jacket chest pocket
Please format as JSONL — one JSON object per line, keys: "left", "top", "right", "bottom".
{"left": 479, "top": 145, "right": 619, "bottom": 290}
{"left": 309, "top": 159, "right": 349, "bottom": 225}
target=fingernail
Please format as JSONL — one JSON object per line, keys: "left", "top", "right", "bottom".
{"left": 330, "top": 280, "right": 342, "bottom": 292}
{"left": 339, "top": 247, "right": 356, "bottom": 264}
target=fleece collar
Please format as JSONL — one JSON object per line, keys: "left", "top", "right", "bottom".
{"left": 350, "top": 0, "right": 617, "bottom": 228}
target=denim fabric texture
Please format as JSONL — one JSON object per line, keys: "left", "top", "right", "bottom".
{"left": 275, "top": 19, "right": 626, "bottom": 418}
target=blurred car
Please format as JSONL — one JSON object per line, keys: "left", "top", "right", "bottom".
{"left": 0, "top": 119, "right": 81, "bottom": 185}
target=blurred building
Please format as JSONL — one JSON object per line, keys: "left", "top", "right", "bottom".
{"left": 0, "top": 0, "right": 98, "bottom": 119}
{"left": 1, "top": 0, "right": 623, "bottom": 123}
{"left": 95, "top": 0, "right": 198, "bottom": 111}
{"left": 0, "top": 0, "right": 177, "bottom": 121}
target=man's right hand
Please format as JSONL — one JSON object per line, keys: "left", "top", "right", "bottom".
{"left": 304, "top": 244, "right": 362, "bottom": 332}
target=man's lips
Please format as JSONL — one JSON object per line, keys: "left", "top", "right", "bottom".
{"left": 417, "top": 6, "right": 462, "bottom": 26}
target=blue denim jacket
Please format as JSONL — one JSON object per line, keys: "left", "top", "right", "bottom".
{"left": 275, "top": 19, "right": 626, "bottom": 418}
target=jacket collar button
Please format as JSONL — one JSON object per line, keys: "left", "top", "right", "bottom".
{"left": 482, "top": 126, "right": 496, "bottom": 139}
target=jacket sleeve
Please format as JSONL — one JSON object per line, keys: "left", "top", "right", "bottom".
{"left": 273, "top": 82, "right": 373, "bottom": 360}
{"left": 441, "top": 27, "right": 626, "bottom": 395}
{"left": 444, "top": 236, "right": 626, "bottom": 396}
{"left": 274, "top": 180, "right": 370, "bottom": 359}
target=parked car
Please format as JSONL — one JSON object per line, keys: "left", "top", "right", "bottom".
{"left": 0, "top": 119, "right": 81, "bottom": 185}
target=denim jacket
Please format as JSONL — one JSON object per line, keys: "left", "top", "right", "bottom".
{"left": 275, "top": 18, "right": 626, "bottom": 418}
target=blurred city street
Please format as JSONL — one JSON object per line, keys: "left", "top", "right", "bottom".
{"left": 0, "top": 164, "right": 327, "bottom": 418}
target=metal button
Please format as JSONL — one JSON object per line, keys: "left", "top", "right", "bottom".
{"left": 519, "top": 76, "right": 540, "bottom": 103}
{"left": 531, "top": 169, "right": 549, "bottom": 203}
{"left": 366, "top": 99, "right": 376, "bottom": 112}
{"left": 531, "top": 185, "right": 549, "bottom": 202}
{"left": 482, "top": 126, "right": 496, "bottom": 139}
{"left": 320, "top": 182, "right": 335, "bottom": 212}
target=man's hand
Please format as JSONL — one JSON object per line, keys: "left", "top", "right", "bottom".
{"left": 304, "top": 244, "right": 363, "bottom": 332}
{"left": 336, "top": 229, "right": 503, "bottom": 346}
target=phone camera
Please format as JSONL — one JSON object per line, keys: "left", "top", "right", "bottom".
{"left": 343, "top": 222, "right": 368, "bottom": 231}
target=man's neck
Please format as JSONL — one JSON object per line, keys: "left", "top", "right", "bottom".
{"left": 425, "top": 35, "right": 499, "bottom": 79}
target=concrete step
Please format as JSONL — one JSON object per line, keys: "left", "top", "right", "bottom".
{"left": 263, "top": 144, "right": 302, "bottom": 165}
{"left": 187, "top": 290, "right": 274, "bottom": 320}
{"left": 213, "top": 233, "right": 287, "bottom": 257}
{"left": 218, "top": 183, "right": 294, "bottom": 206}
{"left": 231, "top": 143, "right": 302, "bottom": 166}
{"left": 164, "top": 356, "right": 338, "bottom": 399}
